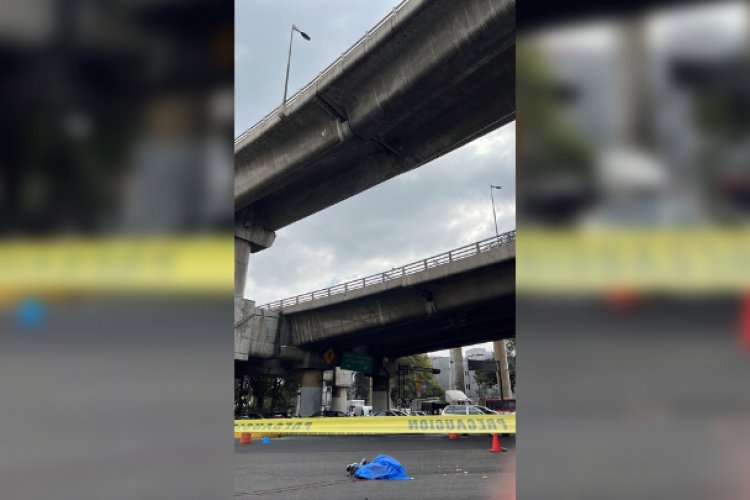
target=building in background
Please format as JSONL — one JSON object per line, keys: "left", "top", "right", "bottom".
{"left": 431, "top": 348, "right": 501, "bottom": 401}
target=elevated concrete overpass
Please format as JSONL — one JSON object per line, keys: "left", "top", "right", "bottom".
{"left": 235, "top": 232, "right": 515, "bottom": 415}
{"left": 234, "top": 0, "right": 515, "bottom": 251}
{"left": 236, "top": 231, "right": 514, "bottom": 364}
{"left": 269, "top": 234, "right": 515, "bottom": 360}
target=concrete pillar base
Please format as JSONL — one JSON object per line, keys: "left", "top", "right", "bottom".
{"left": 299, "top": 370, "right": 322, "bottom": 417}
{"left": 372, "top": 374, "right": 390, "bottom": 412}
{"left": 331, "top": 387, "right": 348, "bottom": 414}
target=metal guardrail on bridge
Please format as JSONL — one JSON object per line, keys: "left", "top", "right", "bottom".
{"left": 259, "top": 230, "right": 515, "bottom": 310}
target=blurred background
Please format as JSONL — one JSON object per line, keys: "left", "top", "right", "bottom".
{"left": 518, "top": 2, "right": 749, "bottom": 227}
{"left": 517, "top": 1, "right": 750, "bottom": 499}
{"left": 0, "top": 1, "right": 233, "bottom": 498}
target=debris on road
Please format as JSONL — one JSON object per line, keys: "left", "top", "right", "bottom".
{"left": 346, "top": 458, "right": 368, "bottom": 478}
{"left": 348, "top": 454, "right": 412, "bottom": 480}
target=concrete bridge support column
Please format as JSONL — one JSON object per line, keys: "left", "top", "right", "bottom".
{"left": 493, "top": 340, "right": 514, "bottom": 400}
{"left": 331, "top": 387, "right": 348, "bottom": 414}
{"left": 371, "top": 374, "right": 390, "bottom": 412}
{"left": 234, "top": 238, "right": 254, "bottom": 333}
{"left": 234, "top": 207, "right": 277, "bottom": 322}
{"left": 234, "top": 237, "right": 251, "bottom": 299}
{"left": 235, "top": 210, "right": 277, "bottom": 362}
{"left": 299, "top": 370, "right": 322, "bottom": 417}
{"left": 450, "top": 347, "right": 465, "bottom": 392}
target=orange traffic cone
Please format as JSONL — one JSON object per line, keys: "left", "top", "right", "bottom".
{"left": 240, "top": 432, "right": 252, "bottom": 445}
{"left": 490, "top": 433, "right": 504, "bottom": 453}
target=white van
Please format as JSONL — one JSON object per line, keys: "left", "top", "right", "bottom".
{"left": 351, "top": 405, "right": 372, "bottom": 416}
{"left": 445, "top": 390, "right": 472, "bottom": 405}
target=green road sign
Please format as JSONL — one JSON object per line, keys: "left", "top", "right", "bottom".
{"left": 340, "top": 351, "right": 374, "bottom": 374}
{"left": 467, "top": 359, "right": 500, "bottom": 372}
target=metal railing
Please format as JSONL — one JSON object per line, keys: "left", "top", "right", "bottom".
{"left": 235, "top": 0, "right": 412, "bottom": 145}
{"left": 259, "top": 230, "right": 515, "bottom": 310}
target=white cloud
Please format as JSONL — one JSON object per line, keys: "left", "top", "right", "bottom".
{"left": 469, "top": 124, "right": 516, "bottom": 158}
{"left": 244, "top": 123, "right": 516, "bottom": 306}
{"left": 234, "top": 45, "right": 251, "bottom": 64}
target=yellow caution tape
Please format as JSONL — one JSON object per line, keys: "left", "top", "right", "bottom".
{"left": 234, "top": 414, "right": 516, "bottom": 435}
{"left": 517, "top": 229, "right": 750, "bottom": 292}
{"left": 0, "top": 235, "right": 233, "bottom": 296}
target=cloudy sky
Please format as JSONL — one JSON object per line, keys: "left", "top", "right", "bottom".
{"left": 236, "top": 0, "right": 515, "bottom": 355}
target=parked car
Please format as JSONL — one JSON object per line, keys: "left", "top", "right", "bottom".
{"left": 350, "top": 405, "right": 373, "bottom": 416}
{"left": 372, "top": 410, "right": 408, "bottom": 417}
{"left": 441, "top": 405, "right": 499, "bottom": 416}
{"left": 268, "top": 410, "right": 292, "bottom": 418}
{"left": 309, "top": 410, "right": 348, "bottom": 417}
{"left": 236, "top": 412, "right": 265, "bottom": 420}
{"left": 484, "top": 398, "right": 516, "bottom": 414}
{"left": 442, "top": 404, "right": 513, "bottom": 436}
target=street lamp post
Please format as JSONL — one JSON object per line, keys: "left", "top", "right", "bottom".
{"left": 490, "top": 185, "right": 502, "bottom": 239}
{"left": 282, "top": 24, "right": 311, "bottom": 112}
{"left": 488, "top": 184, "right": 512, "bottom": 400}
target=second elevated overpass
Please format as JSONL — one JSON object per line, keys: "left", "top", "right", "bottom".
{"left": 235, "top": 231, "right": 515, "bottom": 370}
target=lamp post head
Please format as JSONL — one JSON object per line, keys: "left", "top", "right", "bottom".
{"left": 282, "top": 25, "right": 311, "bottom": 108}
{"left": 490, "top": 185, "right": 502, "bottom": 190}
{"left": 292, "top": 25, "right": 311, "bottom": 41}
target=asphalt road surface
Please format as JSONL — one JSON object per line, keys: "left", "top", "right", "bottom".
{"left": 235, "top": 434, "right": 515, "bottom": 500}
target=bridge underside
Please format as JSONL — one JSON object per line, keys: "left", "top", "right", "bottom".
{"left": 239, "top": 44, "right": 515, "bottom": 231}
{"left": 302, "top": 294, "right": 515, "bottom": 360}
{"left": 236, "top": 244, "right": 515, "bottom": 383}
{"left": 235, "top": 0, "right": 515, "bottom": 231}
{"left": 235, "top": 358, "right": 301, "bottom": 379}
{"left": 282, "top": 253, "right": 516, "bottom": 361}
{"left": 234, "top": 291, "right": 514, "bottom": 379}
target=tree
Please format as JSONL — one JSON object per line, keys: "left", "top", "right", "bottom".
{"left": 506, "top": 338, "right": 516, "bottom": 394}
{"left": 475, "top": 338, "right": 517, "bottom": 404}
{"left": 234, "top": 375, "right": 300, "bottom": 416}
{"left": 389, "top": 354, "right": 443, "bottom": 404}
{"left": 516, "top": 41, "right": 596, "bottom": 223}
{"left": 351, "top": 371, "right": 370, "bottom": 402}
{"left": 234, "top": 377, "right": 253, "bottom": 417}
{"left": 474, "top": 370, "right": 498, "bottom": 404}
{"left": 272, "top": 378, "right": 300, "bottom": 414}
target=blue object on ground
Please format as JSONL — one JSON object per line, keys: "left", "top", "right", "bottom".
{"left": 262, "top": 436, "right": 270, "bottom": 444}
{"left": 353, "top": 454, "right": 411, "bottom": 480}
{"left": 16, "top": 298, "right": 46, "bottom": 328}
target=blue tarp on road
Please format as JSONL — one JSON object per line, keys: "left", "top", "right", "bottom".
{"left": 353, "top": 454, "right": 411, "bottom": 480}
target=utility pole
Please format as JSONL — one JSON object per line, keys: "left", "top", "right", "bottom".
{"left": 493, "top": 340, "right": 513, "bottom": 400}
{"left": 490, "top": 185, "right": 502, "bottom": 239}
{"left": 488, "top": 183, "right": 512, "bottom": 399}
{"left": 449, "top": 347, "right": 465, "bottom": 392}
{"left": 281, "top": 24, "right": 311, "bottom": 114}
